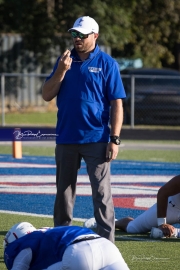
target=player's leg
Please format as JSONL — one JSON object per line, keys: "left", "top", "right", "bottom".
{"left": 127, "top": 195, "right": 180, "bottom": 233}
{"left": 81, "top": 143, "right": 115, "bottom": 243}
{"left": 99, "top": 238, "right": 130, "bottom": 270}
{"left": 126, "top": 195, "right": 180, "bottom": 234}
{"left": 126, "top": 203, "right": 158, "bottom": 233}
{"left": 54, "top": 144, "right": 81, "bottom": 226}
{"left": 98, "top": 238, "right": 130, "bottom": 270}
{"left": 61, "top": 238, "right": 129, "bottom": 270}
{"left": 117, "top": 195, "right": 180, "bottom": 235}
{"left": 115, "top": 217, "right": 134, "bottom": 231}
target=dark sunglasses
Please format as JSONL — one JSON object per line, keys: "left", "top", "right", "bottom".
{"left": 70, "top": 31, "right": 93, "bottom": 39}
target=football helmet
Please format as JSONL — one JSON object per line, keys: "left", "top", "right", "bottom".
{"left": 3, "top": 222, "right": 36, "bottom": 249}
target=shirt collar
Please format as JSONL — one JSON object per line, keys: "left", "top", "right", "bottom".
{"left": 71, "top": 44, "right": 100, "bottom": 61}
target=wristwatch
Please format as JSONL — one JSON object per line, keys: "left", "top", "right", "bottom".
{"left": 110, "top": 136, "right": 121, "bottom": 145}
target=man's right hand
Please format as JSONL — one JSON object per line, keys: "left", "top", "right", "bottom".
{"left": 57, "top": 49, "right": 72, "bottom": 72}
{"left": 42, "top": 49, "right": 72, "bottom": 102}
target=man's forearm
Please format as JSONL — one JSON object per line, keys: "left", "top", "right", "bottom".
{"left": 110, "top": 99, "right": 123, "bottom": 136}
{"left": 42, "top": 70, "right": 66, "bottom": 102}
{"left": 42, "top": 50, "right": 72, "bottom": 102}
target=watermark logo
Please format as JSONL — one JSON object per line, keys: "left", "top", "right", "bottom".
{"left": 13, "top": 129, "right": 58, "bottom": 141}
{"left": 131, "top": 255, "right": 169, "bottom": 262}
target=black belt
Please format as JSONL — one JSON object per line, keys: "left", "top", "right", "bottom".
{"left": 72, "top": 235, "right": 101, "bottom": 244}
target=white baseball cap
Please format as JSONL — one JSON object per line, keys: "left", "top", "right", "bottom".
{"left": 68, "top": 16, "right": 99, "bottom": 34}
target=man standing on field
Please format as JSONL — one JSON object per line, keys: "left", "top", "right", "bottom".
{"left": 42, "top": 16, "right": 126, "bottom": 243}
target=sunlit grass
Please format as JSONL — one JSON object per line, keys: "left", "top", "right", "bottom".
{"left": 1, "top": 143, "right": 180, "bottom": 163}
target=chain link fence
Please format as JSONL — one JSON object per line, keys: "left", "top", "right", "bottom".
{"left": 0, "top": 73, "right": 49, "bottom": 126}
{"left": 122, "top": 75, "right": 180, "bottom": 127}
{"left": 0, "top": 73, "right": 180, "bottom": 127}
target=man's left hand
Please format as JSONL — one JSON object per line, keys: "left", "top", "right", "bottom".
{"left": 106, "top": 142, "right": 119, "bottom": 162}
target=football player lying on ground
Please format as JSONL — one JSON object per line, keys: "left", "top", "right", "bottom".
{"left": 3, "top": 222, "right": 130, "bottom": 270}
{"left": 84, "top": 175, "right": 180, "bottom": 239}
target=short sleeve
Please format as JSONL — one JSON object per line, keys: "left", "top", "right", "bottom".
{"left": 106, "top": 61, "right": 126, "bottom": 101}
{"left": 45, "top": 57, "right": 61, "bottom": 82}
{"left": 12, "top": 248, "right": 32, "bottom": 270}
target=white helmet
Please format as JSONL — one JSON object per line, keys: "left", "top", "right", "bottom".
{"left": 3, "top": 222, "right": 36, "bottom": 249}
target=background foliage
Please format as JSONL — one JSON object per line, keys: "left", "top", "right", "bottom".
{"left": 0, "top": 0, "right": 180, "bottom": 70}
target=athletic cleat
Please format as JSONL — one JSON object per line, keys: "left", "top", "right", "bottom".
{"left": 83, "top": 218, "right": 97, "bottom": 229}
{"left": 84, "top": 217, "right": 118, "bottom": 229}
{"left": 150, "top": 227, "right": 177, "bottom": 239}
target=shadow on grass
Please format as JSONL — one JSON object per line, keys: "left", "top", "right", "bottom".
{"left": 0, "top": 231, "right": 7, "bottom": 236}
{"left": 115, "top": 230, "right": 180, "bottom": 242}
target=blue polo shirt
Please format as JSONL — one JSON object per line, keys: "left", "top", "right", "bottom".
{"left": 46, "top": 45, "right": 126, "bottom": 144}
{"left": 4, "top": 226, "right": 97, "bottom": 270}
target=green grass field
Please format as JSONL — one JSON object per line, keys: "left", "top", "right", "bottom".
{"left": 1, "top": 144, "right": 180, "bottom": 270}
{"left": 0, "top": 111, "right": 180, "bottom": 269}
{"left": 1, "top": 140, "right": 180, "bottom": 162}
{"left": 3, "top": 111, "right": 180, "bottom": 129}
{"left": 0, "top": 213, "right": 179, "bottom": 270}
{"left": 3, "top": 111, "right": 57, "bottom": 126}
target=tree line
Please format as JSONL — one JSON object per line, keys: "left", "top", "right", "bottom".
{"left": 0, "top": 0, "right": 180, "bottom": 71}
